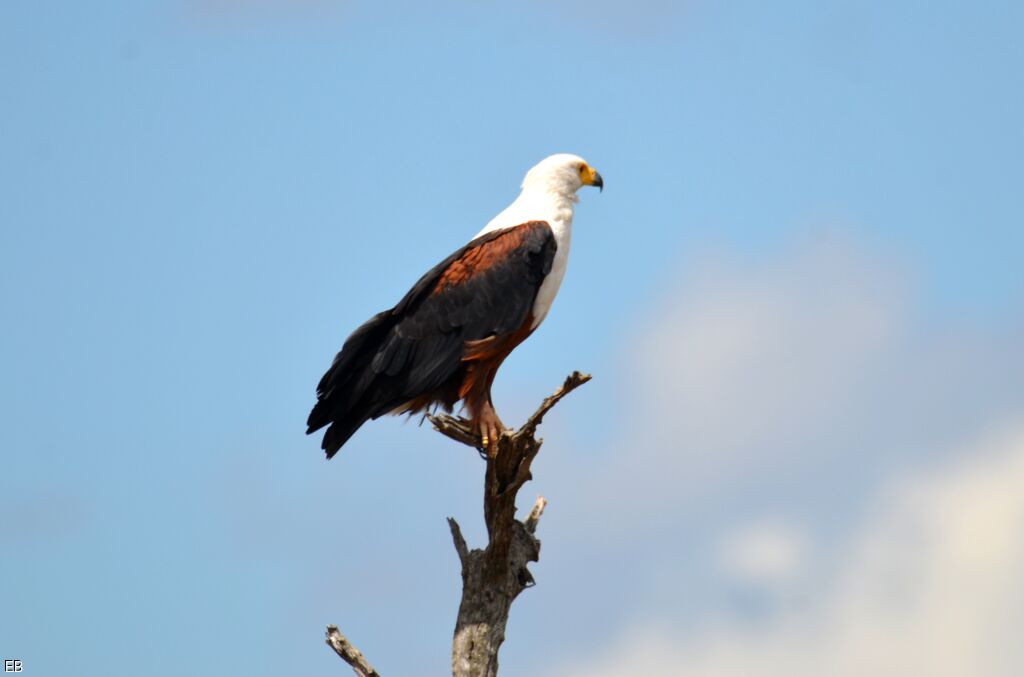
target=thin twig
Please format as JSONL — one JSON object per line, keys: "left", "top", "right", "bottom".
{"left": 428, "top": 413, "right": 481, "bottom": 448}
{"left": 429, "top": 371, "right": 592, "bottom": 452}
{"left": 521, "top": 371, "right": 592, "bottom": 437}
{"left": 448, "top": 517, "right": 470, "bottom": 568}
{"left": 524, "top": 496, "right": 547, "bottom": 534}
{"left": 325, "top": 625, "right": 381, "bottom": 677}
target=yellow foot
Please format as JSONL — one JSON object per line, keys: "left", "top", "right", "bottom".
{"left": 477, "top": 407, "right": 506, "bottom": 457}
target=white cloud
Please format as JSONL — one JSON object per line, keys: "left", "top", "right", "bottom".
{"left": 716, "top": 518, "right": 808, "bottom": 587}
{"left": 549, "top": 423, "right": 1024, "bottom": 677}
{"left": 635, "top": 236, "right": 903, "bottom": 459}
{"left": 563, "top": 234, "right": 1021, "bottom": 526}
{"left": 518, "top": 235, "right": 1024, "bottom": 676}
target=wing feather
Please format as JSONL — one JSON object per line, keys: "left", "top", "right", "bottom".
{"left": 308, "top": 221, "right": 556, "bottom": 457}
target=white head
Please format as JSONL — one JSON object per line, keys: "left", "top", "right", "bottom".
{"left": 520, "top": 153, "right": 604, "bottom": 201}
{"left": 479, "top": 153, "right": 603, "bottom": 236}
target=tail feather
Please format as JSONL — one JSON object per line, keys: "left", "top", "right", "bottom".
{"left": 307, "top": 311, "right": 396, "bottom": 458}
{"left": 320, "top": 411, "right": 372, "bottom": 459}
{"left": 305, "top": 398, "right": 335, "bottom": 435}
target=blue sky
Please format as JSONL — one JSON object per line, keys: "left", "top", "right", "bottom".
{"left": 2, "top": 2, "right": 1022, "bottom": 675}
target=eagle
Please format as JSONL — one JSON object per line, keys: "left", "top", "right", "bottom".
{"left": 307, "top": 154, "right": 603, "bottom": 458}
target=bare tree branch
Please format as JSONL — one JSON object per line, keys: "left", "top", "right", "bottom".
{"left": 324, "top": 371, "right": 589, "bottom": 676}
{"left": 429, "top": 414, "right": 481, "bottom": 449}
{"left": 434, "top": 371, "right": 591, "bottom": 677}
{"left": 524, "top": 496, "right": 547, "bottom": 535}
{"left": 325, "top": 625, "right": 381, "bottom": 677}
{"left": 429, "top": 371, "right": 592, "bottom": 455}
{"left": 521, "top": 371, "right": 592, "bottom": 438}
{"left": 448, "top": 516, "right": 470, "bottom": 569}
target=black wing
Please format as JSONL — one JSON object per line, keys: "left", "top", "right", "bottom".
{"left": 307, "top": 221, "right": 556, "bottom": 458}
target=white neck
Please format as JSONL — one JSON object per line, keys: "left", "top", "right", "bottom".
{"left": 473, "top": 184, "right": 576, "bottom": 327}
{"left": 476, "top": 184, "right": 577, "bottom": 237}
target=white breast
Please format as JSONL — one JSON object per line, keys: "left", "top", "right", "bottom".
{"left": 475, "top": 189, "right": 576, "bottom": 330}
{"left": 530, "top": 220, "right": 571, "bottom": 327}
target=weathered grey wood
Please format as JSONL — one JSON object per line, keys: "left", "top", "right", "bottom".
{"left": 324, "top": 371, "right": 590, "bottom": 676}
{"left": 433, "top": 371, "right": 591, "bottom": 677}
{"left": 325, "top": 625, "right": 381, "bottom": 677}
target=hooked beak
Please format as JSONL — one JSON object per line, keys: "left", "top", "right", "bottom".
{"left": 581, "top": 164, "right": 604, "bottom": 192}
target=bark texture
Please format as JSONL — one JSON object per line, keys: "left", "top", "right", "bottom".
{"left": 433, "top": 371, "right": 590, "bottom": 677}
{"left": 325, "top": 625, "right": 381, "bottom": 677}
{"left": 325, "top": 371, "right": 590, "bottom": 677}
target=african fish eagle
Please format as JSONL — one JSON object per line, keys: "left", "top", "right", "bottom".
{"left": 307, "top": 154, "right": 603, "bottom": 458}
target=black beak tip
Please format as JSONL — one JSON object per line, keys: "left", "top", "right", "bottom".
{"left": 593, "top": 172, "right": 604, "bottom": 192}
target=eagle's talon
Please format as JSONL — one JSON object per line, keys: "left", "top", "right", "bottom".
{"left": 475, "top": 404, "right": 505, "bottom": 458}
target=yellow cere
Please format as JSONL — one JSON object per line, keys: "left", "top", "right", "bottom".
{"left": 579, "top": 163, "right": 599, "bottom": 185}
